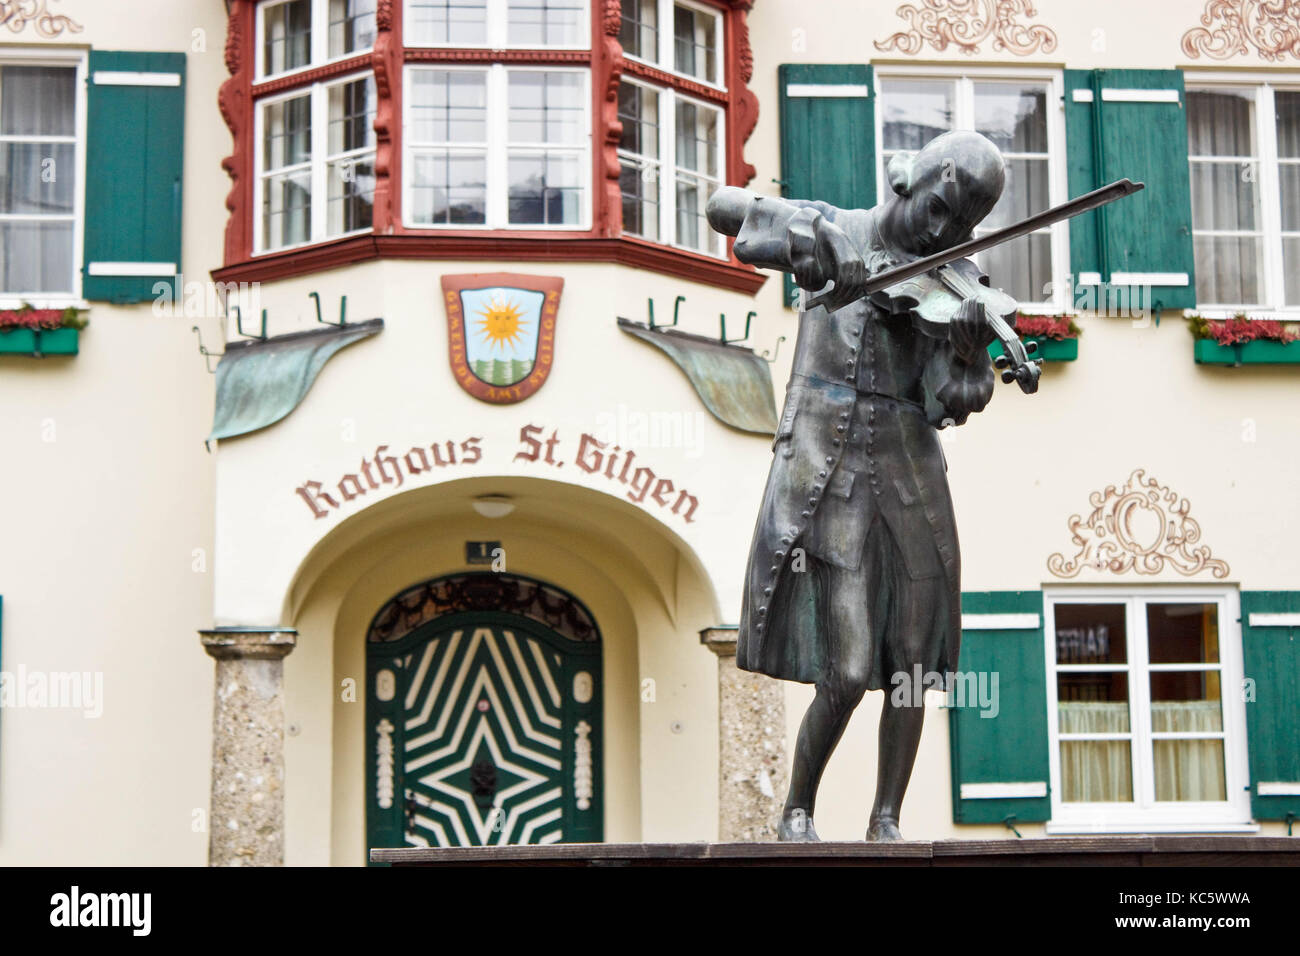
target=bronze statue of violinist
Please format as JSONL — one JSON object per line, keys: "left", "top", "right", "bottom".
{"left": 706, "top": 130, "right": 1140, "bottom": 841}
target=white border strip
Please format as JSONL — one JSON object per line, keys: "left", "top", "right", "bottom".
{"left": 961, "top": 613, "right": 1040, "bottom": 630}
{"left": 1258, "top": 782, "right": 1300, "bottom": 797}
{"left": 1071, "top": 89, "right": 1094, "bottom": 103}
{"left": 93, "top": 71, "right": 182, "bottom": 88}
{"left": 960, "top": 782, "right": 1048, "bottom": 800}
{"left": 1248, "top": 613, "right": 1300, "bottom": 627}
{"left": 1077, "top": 272, "right": 1102, "bottom": 286}
{"left": 1101, "top": 89, "right": 1180, "bottom": 104}
{"left": 88, "top": 262, "right": 178, "bottom": 277}
{"left": 1110, "top": 272, "right": 1190, "bottom": 286}
{"left": 785, "top": 83, "right": 869, "bottom": 98}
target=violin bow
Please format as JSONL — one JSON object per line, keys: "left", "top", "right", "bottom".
{"left": 805, "top": 178, "right": 1145, "bottom": 313}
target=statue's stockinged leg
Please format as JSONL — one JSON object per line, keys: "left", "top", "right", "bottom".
{"left": 868, "top": 695, "right": 925, "bottom": 841}
{"left": 780, "top": 681, "right": 865, "bottom": 841}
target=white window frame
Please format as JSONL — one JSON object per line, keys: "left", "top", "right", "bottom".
{"left": 0, "top": 47, "right": 87, "bottom": 308}
{"left": 617, "top": 75, "right": 725, "bottom": 257}
{"left": 1185, "top": 73, "right": 1300, "bottom": 319}
{"left": 620, "top": 0, "right": 725, "bottom": 92}
{"left": 402, "top": 64, "right": 592, "bottom": 231}
{"left": 253, "top": 70, "right": 377, "bottom": 254}
{"left": 257, "top": 0, "right": 378, "bottom": 83}
{"left": 402, "top": 0, "right": 591, "bottom": 51}
{"left": 1043, "top": 587, "right": 1254, "bottom": 834}
{"left": 871, "top": 65, "right": 1070, "bottom": 313}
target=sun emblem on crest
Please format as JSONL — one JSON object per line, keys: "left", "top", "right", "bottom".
{"left": 474, "top": 295, "right": 530, "bottom": 351}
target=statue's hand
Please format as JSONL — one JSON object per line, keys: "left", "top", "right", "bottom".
{"left": 797, "top": 217, "right": 867, "bottom": 311}
{"left": 948, "top": 297, "right": 993, "bottom": 365}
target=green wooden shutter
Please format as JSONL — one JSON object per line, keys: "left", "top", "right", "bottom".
{"left": 83, "top": 51, "right": 186, "bottom": 304}
{"left": 1241, "top": 591, "right": 1300, "bottom": 822}
{"left": 949, "top": 591, "right": 1051, "bottom": 825}
{"left": 777, "top": 64, "right": 875, "bottom": 309}
{"left": 1063, "top": 68, "right": 1196, "bottom": 311}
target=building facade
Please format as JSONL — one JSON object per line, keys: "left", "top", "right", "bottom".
{"left": 0, "top": 0, "right": 1297, "bottom": 865}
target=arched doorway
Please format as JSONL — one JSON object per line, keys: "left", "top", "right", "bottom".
{"left": 365, "top": 573, "right": 603, "bottom": 850}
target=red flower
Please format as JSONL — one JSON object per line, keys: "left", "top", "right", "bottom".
{"left": 0, "top": 308, "right": 66, "bottom": 332}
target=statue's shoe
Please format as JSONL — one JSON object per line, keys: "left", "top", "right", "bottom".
{"left": 866, "top": 817, "right": 904, "bottom": 842}
{"left": 777, "top": 813, "right": 820, "bottom": 842}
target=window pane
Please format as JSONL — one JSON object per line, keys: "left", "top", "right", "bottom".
{"left": 1190, "top": 161, "right": 1257, "bottom": 231}
{"left": 1277, "top": 91, "right": 1300, "bottom": 158}
{"left": 264, "top": 0, "right": 313, "bottom": 74}
{"left": 1054, "top": 603, "right": 1127, "bottom": 665}
{"left": 675, "top": 100, "right": 718, "bottom": 177}
{"left": 329, "top": 76, "right": 376, "bottom": 154}
{"left": 620, "top": 159, "right": 659, "bottom": 239}
{"left": 0, "top": 221, "right": 73, "bottom": 294}
{"left": 676, "top": 173, "right": 719, "bottom": 253}
{"left": 0, "top": 143, "right": 75, "bottom": 215}
{"left": 262, "top": 169, "right": 312, "bottom": 248}
{"left": 508, "top": 72, "right": 584, "bottom": 144}
{"left": 1147, "top": 603, "right": 1219, "bottom": 664}
{"left": 410, "top": 71, "right": 487, "bottom": 144}
{"left": 0, "top": 66, "right": 76, "bottom": 136}
{"left": 1151, "top": 676, "right": 1223, "bottom": 734}
{"left": 1060, "top": 739, "right": 1133, "bottom": 802}
{"left": 1284, "top": 236, "right": 1300, "bottom": 306}
{"left": 408, "top": 0, "right": 487, "bottom": 45}
{"left": 880, "top": 79, "right": 953, "bottom": 151}
{"left": 618, "top": 81, "right": 658, "bottom": 156}
{"left": 673, "top": 4, "right": 717, "bottom": 83}
{"left": 508, "top": 152, "right": 582, "bottom": 224}
{"left": 1280, "top": 163, "right": 1300, "bottom": 231}
{"left": 263, "top": 94, "right": 312, "bottom": 170}
{"left": 977, "top": 232, "right": 1050, "bottom": 304}
{"left": 1058, "top": 673, "right": 1130, "bottom": 721}
{"left": 1194, "top": 235, "right": 1264, "bottom": 305}
{"left": 1153, "top": 739, "right": 1226, "bottom": 801}
{"left": 973, "top": 82, "right": 1047, "bottom": 153}
{"left": 328, "top": 157, "right": 374, "bottom": 233}
{"left": 1186, "top": 89, "right": 1255, "bottom": 157}
{"left": 329, "top": 0, "right": 377, "bottom": 57}
{"left": 620, "top": 0, "right": 657, "bottom": 60}
{"left": 508, "top": 0, "right": 585, "bottom": 46}
{"left": 412, "top": 151, "right": 486, "bottom": 224}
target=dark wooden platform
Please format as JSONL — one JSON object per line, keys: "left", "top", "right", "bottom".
{"left": 372, "top": 836, "right": 1300, "bottom": 867}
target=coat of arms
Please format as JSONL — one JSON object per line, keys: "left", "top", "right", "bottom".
{"left": 442, "top": 273, "right": 563, "bottom": 404}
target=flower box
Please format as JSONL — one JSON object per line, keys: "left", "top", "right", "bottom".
{"left": 0, "top": 326, "right": 80, "bottom": 356}
{"left": 1193, "top": 339, "right": 1300, "bottom": 366}
{"left": 986, "top": 335, "right": 1077, "bottom": 362}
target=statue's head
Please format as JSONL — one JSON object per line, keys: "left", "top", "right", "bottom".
{"left": 887, "top": 130, "right": 1006, "bottom": 255}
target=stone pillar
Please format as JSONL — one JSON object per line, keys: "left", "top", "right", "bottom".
{"left": 199, "top": 627, "right": 297, "bottom": 866}
{"left": 700, "top": 626, "right": 787, "bottom": 842}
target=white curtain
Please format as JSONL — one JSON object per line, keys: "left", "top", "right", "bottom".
{"left": 1059, "top": 701, "right": 1225, "bottom": 803}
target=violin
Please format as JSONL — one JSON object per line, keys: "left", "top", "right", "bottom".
{"left": 867, "top": 256, "right": 1041, "bottom": 394}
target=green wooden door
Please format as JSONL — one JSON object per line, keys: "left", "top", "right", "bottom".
{"left": 367, "top": 578, "right": 602, "bottom": 850}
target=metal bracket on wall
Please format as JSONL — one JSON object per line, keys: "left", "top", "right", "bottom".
{"left": 1003, "top": 815, "right": 1023, "bottom": 839}
{"left": 721, "top": 310, "right": 756, "bottom": 345}
{"left": 309, "top": 291, "right": 348, "bottom": 326}
{"left": 191, "top": 325, "right": 223, "bottom": 374}
{"left": 760, "top": 335, "right": 786, "bottom": 364}
{"left": 230, "top": 304, "right": 268, "bottom": 341}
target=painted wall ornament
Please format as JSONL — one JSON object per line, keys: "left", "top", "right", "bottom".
{"left": 1047, "top": 468, "right": 1231, "bottom": 579}
{"left": 442, "top": 273, "right": 563, "bottom": 404}
{"left": 1181, "top": 0, "right": 1300, "bottom": 61}
{"left": 874, "top": 0, "right": 1057, "bottom": 56}
{"left": 0, "top": 0, "right": 82, "bottom": 37}
{"left": 707, "top": 129, "right": 1141, "bottom": 843}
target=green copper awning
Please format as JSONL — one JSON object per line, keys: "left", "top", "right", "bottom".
{"left": 208, "top": 319, "right": 383, "bottom": 442}
{"left": 618, "top": 319, "right": 777, "bottom": 435}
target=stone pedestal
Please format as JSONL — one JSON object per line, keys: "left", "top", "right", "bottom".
{"left": 700, "top": 626, "right": 787, "bottom": 842}
{"left": 199, "top": 627, "right": 297, "bottom": 867}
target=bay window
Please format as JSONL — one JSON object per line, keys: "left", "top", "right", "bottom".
{"left": 258, "top": 0, "right": 377, "bottom": 79}
{"left": 404, "top": 66, "right": 589, "bottom": 229}
{"left": 1044, "top": 590, "right": 1250, "bottom": 831}
{"left": 620, "top": 0, "right": 723, "bottom": 87}
{"left": 876, "top": 71, "right": 1067, "bottom": 310}
{"left": 1187, "top": 81, "right": 1300, "bottom": 313}
{"left": 0, "top": 59, "right": 80, "bottom": 297}
{"left": 257, "top": 73, "right": 376, "bottom": 252}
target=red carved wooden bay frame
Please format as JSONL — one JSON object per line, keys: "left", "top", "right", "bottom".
{"left": 442, "top": 272, "right": 563, "bottom": 404}
{"left": 214, "top": 0, "right": 764, "bottom": 293}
